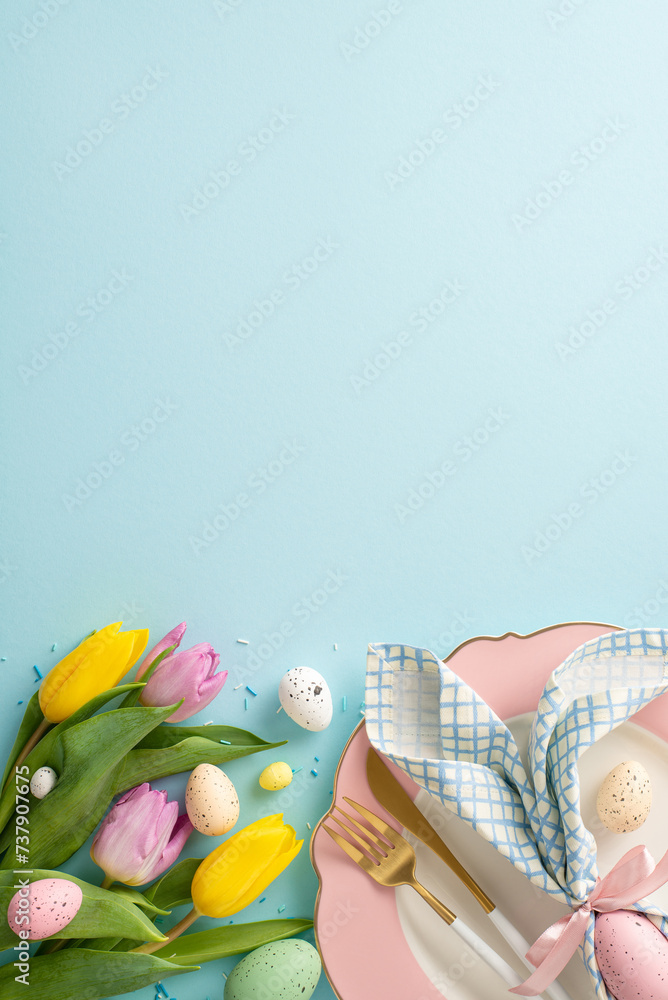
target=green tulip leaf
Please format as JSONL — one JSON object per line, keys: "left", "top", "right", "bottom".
{"left": 0, "top": 691, "right": 44, "bottom": 789}
{"left": 73, "top": 936, "right": 121, "bottom": 951}
{"left": 115, "top": 728, "right": 286, "bottom": 791}
{"left": 0, "top": 870, "right": 166, "bottom": 950}
{"left": 151, "top": 918, "right": 314, "bottom": 964}
{"left": 0, "top": 683, "right": 144, "bottom": 836}
{"left": 0, "top": 817, "right": 15, "bottom": 856}
{"left": 135, "top": 723, "right": 282, "bottom": 750}
{"left": 0, "top": 702, "right": 179, "bottom": 871}
{"left": 107, "top": 884, "right": 170, "bottom": 916}
{"left": 0, "top": 947, "right": 196, "bottom": 1000}
{"left": 143, "top": 857, "right": 200, "bottom": 910}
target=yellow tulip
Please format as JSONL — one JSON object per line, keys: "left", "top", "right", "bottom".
{"left": 39, "top": 621, "right": 149, "bottom": 723}
{"left": 191, "top": 814, "right": 303, "bottom": 918}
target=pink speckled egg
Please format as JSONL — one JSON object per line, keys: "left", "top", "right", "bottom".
{"left": 594, "top": 909, "right": 668, "bottom": 999}
{"left": 7, "top": 878, "right": 83, "bottom": 941}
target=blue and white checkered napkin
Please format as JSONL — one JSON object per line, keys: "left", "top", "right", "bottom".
{"left": 365, "top": 630, "right": 668, "bottom": 999}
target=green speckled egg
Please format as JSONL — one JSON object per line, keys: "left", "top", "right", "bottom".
{"left": 224, "top": 939, "right": 321, "bottom": 1000}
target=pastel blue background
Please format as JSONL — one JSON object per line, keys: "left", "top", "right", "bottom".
{"left": 2, "top": 2, "right": 668, "bottom": 998}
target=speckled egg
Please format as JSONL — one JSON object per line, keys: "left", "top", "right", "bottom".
{"left": 30, "top": 766, "right": 58, "bottom": 799}
{"left": 259, "top": 762, "right": 293, "bottom": 791}
{"left": 7, "top": 878, "right": 82, "bottom": 940}
{"left": 224, "top": 939, "right": 321, "bottom": 1000}
{"left": 596, "top": 761, "right": 652, "bottom": 834}
{"left": 279, "top": 667, "right": 332, "bottom": 732}
{"left": 185, "top": 763, "right": 239, "bottom": 835}
{"left": 595, "top": 910, "right": 668, "bottom": 998}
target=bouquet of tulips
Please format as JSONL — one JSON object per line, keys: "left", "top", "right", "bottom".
{"left": 0, "top": 622, "right": 310, "bottom": 999}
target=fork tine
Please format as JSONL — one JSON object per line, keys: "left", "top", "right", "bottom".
{"left": 323, "top": 823, "right": 367, "bottom": 865}
{"left": 331, "top": 808, "right": 386, "bottom": 860}
{"left": 343, "top": 797, "right": 402, "bottom": 845}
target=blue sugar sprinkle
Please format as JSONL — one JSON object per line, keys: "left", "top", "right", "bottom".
{"left": 219, "top": 739, "right": 231, "bottom": 745}
{"left": 1, "top": 657, "right": 5, "bottom": 662}
{"left": 33, "top": 665, "right": 43, "bottom": 681}
{"left": 244, "top": 697, "right": 248, "bottom": 710}
{"left": 51, "top": 643, "right": 57, "bottom": 652}
{"left": 246, "top": 685, "right": 257, "bottom": 695}
{"left": 259, "top": 897, "right": 266, "bottom": 903}
{"left": 292, "top": 766, "right": 303, "bottom": 774}
{"left": 314, "top": 756, "right": 320, "bottom": 762}
{"left": 17, "top": 701, "right": 23, "bottom": 705}
{"left": 277, "top": 904, "right": 286, "bottom": 913}
{"left": 311, "top": 769, "right": 318, "bottom": 777}
{"left": 342, "top": 696, "right": 347, "bottom": 711}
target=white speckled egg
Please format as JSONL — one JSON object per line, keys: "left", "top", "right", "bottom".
{"left": 279, "top": 667, "right": 332, "bottom": 732}
{"left": 30, "top": 766, "right": 58, "bottom": 799}
{"left": 259, "top": 762, "right": 293, "bottom": 791}
{"left": 596, "top": 761, "right": 651, "bottom": 834}
{"left": 595, "top": 910, "right": 668, "bottom": 998}
{"left": 185, "top": 763, "right": 239, "bottom": 836}
{"left": 7, "top": 878, "right": 82, "bottom": 940}
{"left": 224, "top": 939, "right": 321, "bottom": 1000}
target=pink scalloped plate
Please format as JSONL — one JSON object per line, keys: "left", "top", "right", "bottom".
{"left": 311, "top": 622, "right": 668, "bottom": 1000}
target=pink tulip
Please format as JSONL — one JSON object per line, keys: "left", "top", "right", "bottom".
{"left": 91, "top": 783, "right": 193, "bottom": 886}
{"left": 139, "top": 633, "right": 227, "bottom": 723}
{"left": 136, "top": 621, "right": 187, "bottom": 680}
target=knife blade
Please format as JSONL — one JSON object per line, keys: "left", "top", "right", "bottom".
{"left": 366, "top": 747, "right": 495, "bottom": 912}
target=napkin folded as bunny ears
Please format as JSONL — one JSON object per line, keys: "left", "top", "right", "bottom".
{"left": 365, "top": 630, "right": 668, "bottom": 1000}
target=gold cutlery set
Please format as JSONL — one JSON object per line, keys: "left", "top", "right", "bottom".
{"left": 322, "top": 749, "right": 573, "bottom": 1000}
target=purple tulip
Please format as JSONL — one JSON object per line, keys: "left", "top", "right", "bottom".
{"left": 136, "top": 621, "right": 187, "bottom": 680}
{"left": 139, "top": 638, "right": 228, "bottom": 723}
{"left": 91, "top": 783, "right": 193, "bottom": 886}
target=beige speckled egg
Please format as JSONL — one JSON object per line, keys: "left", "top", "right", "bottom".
{"left": 259, "top": 762, "right": 293, "bottom": 791}
{"left": 186, "top": 763, "right": 239, "bottom": 836}
{"left": 596, "top": 760, "right": 651, "bottom": 834}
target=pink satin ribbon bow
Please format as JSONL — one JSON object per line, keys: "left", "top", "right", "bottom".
{"left": 510, "top": 844, "right": 668, "bottom": 996}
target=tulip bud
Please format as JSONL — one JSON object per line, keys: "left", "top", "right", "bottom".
{"left": 191, "top": 814, "right": 303, "bottom": 918}
{"left": 138, "top": 630, "right": 227, "bottom": 723}
{"left": 136, "top": 621, "right": 187, "bottom": 680}
{"left": 91, "top": 783, "right": 193, "bottom": 886}
{"left": 39, "top": 622, "right": 148, "bottom": 723}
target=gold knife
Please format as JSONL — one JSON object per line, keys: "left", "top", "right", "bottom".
{"left": 366, "top": 747, "right": 494, "bottom": 911}
{"left": 365, "top": 748, "right": 575, "bottom": 1000}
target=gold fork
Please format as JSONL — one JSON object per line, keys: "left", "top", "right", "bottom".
{"left": 324, "top": 797, "right": 523, "bottom": 990}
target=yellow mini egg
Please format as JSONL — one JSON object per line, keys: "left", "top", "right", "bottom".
{"left": 259, "top": 762, "right": 293, "bottom": 791}
{"left": 186, "top": 763, "right": 239, "bottom": 836}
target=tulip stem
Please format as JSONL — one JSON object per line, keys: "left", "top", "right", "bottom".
{"left": 101, "top": 876, "right": 114, "bottom": 889}
{"left": 131, "top": 907, "right": 200, "bottom": 955}
{"left": 3, "top": 719, "right": 52, "bottom": 794}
